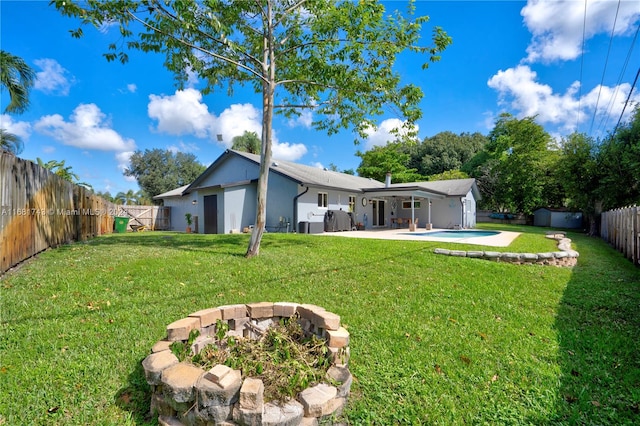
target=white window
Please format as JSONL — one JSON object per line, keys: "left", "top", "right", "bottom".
{"left": 318, "top": 192, "right": 328, "bottom": 208}
{"left": 402, "top": 200, "right": 421, "bottom": 209}
{"left": 348, "top": 195, "right": 356, "bottom": 212}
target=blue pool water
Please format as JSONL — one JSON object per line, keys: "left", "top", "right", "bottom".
{"left": 416, "top": 230, "right": 500, "bottom": 238}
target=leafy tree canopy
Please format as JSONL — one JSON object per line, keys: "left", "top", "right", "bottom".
{"left": 124, "top": 149, "right": 206, "bottom": 202}
{"left": 468, "top": 114, "right": 553, "bottom": 214}
{"left": 231, "top": 131, "right": 260, "bottom": 155}
{"left": 356, "top": 142, "right": 425, "bottom": 183}
{"left": 414, "top": 131, "right": 487, "bottom": 176}
{"left": 597, "top": 106, "right": 640, "bottom": 210}
{"left": 428, "top": 169, "right": 469, "bottom": 181}
{"left": 55, "top": 0, "right": 451, "bottom": 256}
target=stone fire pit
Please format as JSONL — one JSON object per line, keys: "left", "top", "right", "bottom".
{"left": 142, "top": 302, "right": 352, "bottom": 425}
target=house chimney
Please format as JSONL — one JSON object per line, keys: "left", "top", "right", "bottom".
{"left": 385, "top": 172, "right": 392, "bottom": 188}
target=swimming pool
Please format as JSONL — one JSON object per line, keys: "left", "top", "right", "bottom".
{"left": 416, "top": 230, "right": 501, "bottom": 238}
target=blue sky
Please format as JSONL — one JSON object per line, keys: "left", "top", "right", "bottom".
{"left": 2, "top": 1, "right": 639, "bottom": 195}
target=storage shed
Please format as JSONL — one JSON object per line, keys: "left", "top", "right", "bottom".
{"left": 533, "top": 208, "right": 583, "bottom": 229}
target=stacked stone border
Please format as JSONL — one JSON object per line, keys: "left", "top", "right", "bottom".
{"left": 142, "top": 302, "right": 352, "bottom": 426}
{"left": 433, "top": 232, "right": 579, "bottom": 267}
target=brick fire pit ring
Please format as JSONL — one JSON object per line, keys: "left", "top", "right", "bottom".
{"left": 142, "top": 302, "right": 352, "bottom": 425}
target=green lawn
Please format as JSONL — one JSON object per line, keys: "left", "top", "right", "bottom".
{"left": 1, "top": 225, "right": 639, "bottom": 425}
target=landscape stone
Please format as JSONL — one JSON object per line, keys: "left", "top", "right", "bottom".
{"left": 142, "top": 350, "right": 179, "bottom": 385}
{"left": 247, "top": 302, "right": 274, "bottom": 319}
{"left": 326, "top": 327, "right": 349, "bottom": 348}
{"left": 320, "top": 396, "right": 346, "bottom": 418}
{"left": 327, "top": 366, "right": 353, "bottom": 398}
{"left": 158, "top": 415, "right": 185, "bottom": 426}
{"left": 151, "top": 393, "right": 175, "bottom": 417}
{"left": 239, "top": 377, "right": 264, "bottom": 410}
{"left": 152, "top": 340, "right": 173, "bottom": 353}
{"left": 433, "top": 233, "right": 578, "bottom": 267}
{"left": 312, "top": 310, "right": 341, "bottom": 331}
{"left": 147, "top": 302, "right": 351, "bottom": 425}
{"left": 219, "top": 304, "right": 248, "bottom": 320}
{"left": 299, "top": 383, "right": 338, "bottom": 417}
{"left": 206, "top": 364, "right": 232, "bottom": 383}
{"left": 466, "top": 251, "right": 484, "bottom": 258}
{"left": 273, "top": 302, "right": 299, "bottom": 317}
{"left": 233, "top": 405, "right": 262, "bottom": 425}
{"left": 161, "top": 362, "right": 204, "bottom": 403}
{"left": 197, "top": 368, "right": 242, "bottom": 407}
{"left": 166, "top": 317, "right": 200, "bottom": 341}
{"left": 189, "top": 308, "right": 222, "bottom": 327}
{"left": 262, "top": 400, "right": 305, "bottom": 426}
{"left": 205, "top": 405, "right": 233, "bottom": 423}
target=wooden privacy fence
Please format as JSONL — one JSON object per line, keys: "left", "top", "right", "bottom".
{"left": 601, "top": 205, "right": 640, "bottom": 266}
{"left": 117, "top": 205, "right": 170, "bottom": 231}
{"left": 0, "top": 153, "right": 120, "bottom": 273}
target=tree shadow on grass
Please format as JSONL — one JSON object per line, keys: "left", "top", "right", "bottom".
{"left": 552, "top": 233, "right": 640, "bottom": 423}
{"left": 86, "top": 231, "right": 314, "bottom": 257}
{"left": 115, "top": 358, "right": 154, "bottom": 425}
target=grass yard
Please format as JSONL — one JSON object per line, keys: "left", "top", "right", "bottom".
{"left": 1, "top": 224, "right": 639, "bottom": 425}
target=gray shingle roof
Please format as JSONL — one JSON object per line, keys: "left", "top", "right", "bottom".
{"left": 231, "top": 150, "right": 385, "bottom": 192}
{"left": 155, "top": 150, "right": 478, "bottom": 200}
{"left": 153, "top": 184, "right": 189, "bottom": 199}
{"left": 391, "top": 178, "right": 478, "bottom": 197}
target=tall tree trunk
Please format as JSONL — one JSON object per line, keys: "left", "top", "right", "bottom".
{"left": 246, "top": 4, "right": 275, "bottom": 258}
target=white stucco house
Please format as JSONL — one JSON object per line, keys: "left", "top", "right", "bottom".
{"left": 154, "top": 149, "right": 481, "bottom": 234}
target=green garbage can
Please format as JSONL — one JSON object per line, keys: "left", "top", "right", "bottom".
{"left": 114, "top": 216, "right": 130, "bottom": 233}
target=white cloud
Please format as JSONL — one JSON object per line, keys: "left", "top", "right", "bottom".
{"left": 310, "top": 161, "right": 324, "bottom": 169}
{"left": 216, "top": 103, "right": 262, "bottom": 143}
{"left": 34, "top": 103, "right": 136, "bottom": 151}
{"left": 0, "top": 115, "right": 31, "bottom": 139}
{"left": 42, "top": 146, "right": 56, "bottom": 154}
{"left": 362, "top": 118, "right": 418, "bottom": 150}
{"left": 115, "top": 151, "right": 136, "bottom": 182}
{"left": 167, "top": 141, "right": 200, "bottom": 153}
{"left": 33, "top": 58, "right": 73, "bottom": 95}
{"left": 147, "top": 88, "right": 308, "bottom": 161}
{"left": 487, "top": 64, "right": 638, "bottom": 132}
{"left": 185, "top": 67, "right": 199, "bottom": 88}
{"left": 288, "top": 109, "right": 313, "bottom": 128}
{"left": 148, "top": 89, "right": 215, "bottom": 137}
{"left": 522, "top": 0, "right": 640, "bottom": 63}
{"left": 127, "top": 84, "right": 137, "bottom": 93}
{"left": 272, "top": 141, "right": 308, "bottom": 161}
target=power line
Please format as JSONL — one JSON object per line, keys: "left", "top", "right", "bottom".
{"left": 588, "top": 0, "right": 621, "bottom": 136}
{"left": 597, "top": 22, "right": 639, "bottom": 134}
{"left": 612, "top": 66, "right": 640, "bottom": 135}
{"left": 576, "top": 0, "right": 588, "bottom": 132}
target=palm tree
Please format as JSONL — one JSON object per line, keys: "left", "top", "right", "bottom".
{"left": 135, "top": 190, "right": 152, "bottom": 205}
{"left": 96, "top": 191, "right": 115, "bottom": 203}
{"left": 35, "top": 157, "right": 92, "bottom": 189}
{"left": 115, "top": 189, "right": 138, "bottom": 205}
{"left": 0, "top": 50, "right": 36, "bottom": 114}
{"left": 0, "top": 128, "right": 23, "bottom": 155}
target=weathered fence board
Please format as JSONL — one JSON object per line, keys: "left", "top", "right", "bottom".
{"left": 117, "top": 205, "right": 170, "bottom": 230}
{"left": 0, "top": 154, "right": 121, "bottom": 273}
{"left": 601, "top": 205, "right": 639, "bottom": 266}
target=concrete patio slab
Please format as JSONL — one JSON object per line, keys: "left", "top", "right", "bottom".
{"left": 312, "top": 228, "right": 520, "bottom": 247}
